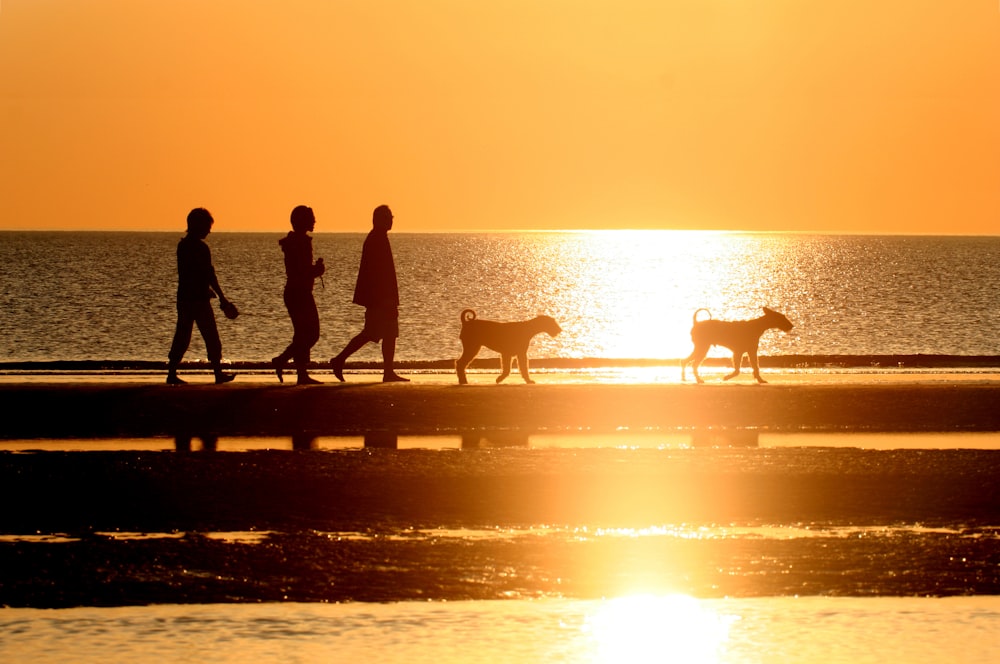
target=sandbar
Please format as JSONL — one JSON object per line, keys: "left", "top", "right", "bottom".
{"left": 3, "top": 373, "right": 1000, "bottom": 439}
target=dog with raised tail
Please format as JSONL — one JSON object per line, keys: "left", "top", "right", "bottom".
{"left": 456, "top": 309, "right": 562, "bottom": 385}
{"left": 681, "top": 307, "right": 793, "bottom": 384}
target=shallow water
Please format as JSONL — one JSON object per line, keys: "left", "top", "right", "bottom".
{"left": 3, "top": 597, "right": 998, "bottom": 663}
{"left": 2, "top": 446, "right": 997, "bottom": 606}
{"left": 4, "top": 430, "right": 1000, "bottom": 452}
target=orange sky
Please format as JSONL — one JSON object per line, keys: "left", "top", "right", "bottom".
{"left": 1, "top": 1, "right": 998, "bottom": 233}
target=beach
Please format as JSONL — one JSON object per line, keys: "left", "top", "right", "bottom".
{"left": 4, "top": 371, "right": 1000, "bottom": 440}
{"left": 2, "top": 372, "right": 999, "bottom": 607}
{"left": 1, "top": 372, "right": 998, "bottom": 664}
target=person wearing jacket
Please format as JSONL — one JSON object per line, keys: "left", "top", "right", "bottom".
{"left": 273, "top": 205, "right": 325, "bottom": 385}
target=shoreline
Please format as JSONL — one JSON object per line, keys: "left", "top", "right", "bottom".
{"left": 3, "top": 353, "right": 1000, "bottom": 373}
{"left": 3, "top": 378, "right": 1000, "bottom": 439}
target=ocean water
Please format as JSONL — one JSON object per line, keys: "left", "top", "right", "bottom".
{"left": 1, "top": 231, "right": 999, "bottom": 365}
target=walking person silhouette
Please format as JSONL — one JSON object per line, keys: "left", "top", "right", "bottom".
{"left": 273, "top": 205, "right": 326, "bottom": 385}
{"left": 166, "top": 207, "right": 236, "bottom": 385}
{"left": 330, "top": 204, "right": 409, "bottom": 382}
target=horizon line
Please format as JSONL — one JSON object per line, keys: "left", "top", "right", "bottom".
{"left": 1, "top": 227, "right": 998, "bottom": 238}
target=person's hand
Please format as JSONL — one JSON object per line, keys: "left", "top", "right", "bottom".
{"left": 220, "top": 298, "right": 239, "bottom": 320}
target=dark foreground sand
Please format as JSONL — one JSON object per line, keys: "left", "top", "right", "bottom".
{"left": 1, "top": 448, "right": 998, "bottom": 605}
{"left": 3, "top": 381, "right": 1000, "bottom": 439}
{"left": 2, "top": 381, "right": 998, "bottom": 607}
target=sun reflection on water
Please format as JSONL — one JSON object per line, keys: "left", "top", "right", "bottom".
{"left": 524, "top": 230, "right": 801, "bottom": 361}
{"left": 583, "top": 594, "right": 736, "bottom": 663}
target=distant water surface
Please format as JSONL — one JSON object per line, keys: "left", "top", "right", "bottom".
{"left": 1, "top": 231, "right": 998, "bottom": 364}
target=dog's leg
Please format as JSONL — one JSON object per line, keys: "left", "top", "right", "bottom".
{"left": 686, "top": 345, "right": 708, "bottom": 384}
{"left": 516, "top": 352, "right": 534, "bottom": 384}
{"left": 723, "top": 352, "right": 743, "bottom": 381}
{"left": 497, "top": 354, "right": 512, "bottom": 383}
{"left": 456, "top": 344, "right": 480, "bottom": 385}
{"left": 748, "top": 346, "right": 767, "bottom": 384}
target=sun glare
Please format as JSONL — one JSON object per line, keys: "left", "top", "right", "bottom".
{"left": 584, "top": 594, "right": 735, "bottom": 663}
{"left": 541, "top": 230, "right": 741, "bottom": 361}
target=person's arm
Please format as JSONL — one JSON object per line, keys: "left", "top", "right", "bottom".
{"left": 209, "top": 268, "right": 228, "bottom": 305}
{"left": 204, "top": 245, "right": 229, "bottom": 305}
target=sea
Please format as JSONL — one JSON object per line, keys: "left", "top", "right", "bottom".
{"left": 1, "top": 231, "right": 999, "bottom": 368}
{"left": 1, "top": 231, "right": 999, "bottom": 663}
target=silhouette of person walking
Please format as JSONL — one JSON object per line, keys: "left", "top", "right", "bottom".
{"left": 272, "top": 205, "right": 325, "bottom": 385}
{"left": 330, "top": 204, "right": 409, "bottom": 382}
{"left": 166, "top": 208, "right": 236, "bottom": 385}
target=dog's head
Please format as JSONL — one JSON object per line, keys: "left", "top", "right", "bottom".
{"left": 537, "top": 315, "right": 562, "bottom": 337}
{"left": 763, "top": 307, "right": 793, "bottom": 332}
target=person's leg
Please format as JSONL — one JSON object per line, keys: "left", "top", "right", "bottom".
{"left": 272, "top": 346, "right": 293, "bottom": 382}
{"left": 381, "top": 336, "right": 409, "bottom": 382}
{"left": 293, "top": 296, "right": 321, "bottom": 385}
{"left": 195, "top": 301, "right": 233, "bottom": 384}
{"left": 330, "top": 333, "right": 368, "bottom": 381}
{"left": 331, "top": 307, "right": 379, "bottom": 382}
{"left": 380, "top": 307, "right": 408, "bottom": 382}
{"left": 273, "top": 292, "right": 298, "bottom": 383}
{"left": 167, "top": 302, "right": 196, "bottom": 384}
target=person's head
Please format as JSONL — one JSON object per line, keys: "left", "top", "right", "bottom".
{"left": 186, "top": 208, "right": 214, "bottom": 238}
{"left": 373, "top": 204, "right": 393, "bottom": 232}
{"left": 290, "top": 205, "right": 315, "bottom": 233}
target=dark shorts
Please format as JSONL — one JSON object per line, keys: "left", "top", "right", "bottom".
{"left": 362, "top": 306, "right": 399, "bottom": 342}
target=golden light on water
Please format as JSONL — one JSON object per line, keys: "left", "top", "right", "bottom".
{"left": 584, "top": 594, "right": 736, "bottom": 663}
{"left": 530, "top": 230, "right": 798, "bottom": 361}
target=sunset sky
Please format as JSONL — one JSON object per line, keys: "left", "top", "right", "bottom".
{"left": 1, "top": 1, "right": 998, "bottom": 233}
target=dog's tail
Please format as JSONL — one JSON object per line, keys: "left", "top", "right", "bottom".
{"left": 461, "top": 309, "right": 477, "bottom": 324}
{"left": 693, "top": 308, "right": 712, "bottom": 324}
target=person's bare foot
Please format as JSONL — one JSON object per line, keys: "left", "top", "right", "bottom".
{"left": 330, "top": 357, "right": 345, "bottom": 382}
{"left": 272, "top": 356, "right": 286, "bottom": 383}
{"left": 166, "top": 373, "right": 186, "bottom": 385}
{"left": 382, "top": 372, "right": 410, "bottom": 383}
{"left": 214, "top": 372, "right": 236, "bottom": 384}
{"left": 296, "top": 375, "right": 322, "bottom": 386}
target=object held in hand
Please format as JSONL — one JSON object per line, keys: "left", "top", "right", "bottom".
{"left": 221, "top": 300, "right": 239, "bottom": 320}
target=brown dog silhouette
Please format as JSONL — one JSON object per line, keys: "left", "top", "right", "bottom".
{"left": 456, "top": 309, "right": 562, "bottom": 384}
{"left": 681, "top": 307, "right": 793, "bottom": 384}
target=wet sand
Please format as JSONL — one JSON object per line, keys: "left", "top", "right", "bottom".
{"left": 3, "top": 376, "right": 1000, "bottom": 439}
{"left": 2, "top": 375, "right": 999, "bottom": 607}
{"left": 1, "top": 446, "right": 998, "bottom": 605}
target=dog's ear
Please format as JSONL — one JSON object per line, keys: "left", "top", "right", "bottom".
{"left": 763, "top": 306, "right": 775, "bottom": 315}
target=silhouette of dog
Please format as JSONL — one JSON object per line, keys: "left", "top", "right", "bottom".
{"left": 456, "top": 309, "right": 562, "bottom": 384}
{"left": 681, "top": 307, "right": 793, "bottom": 384}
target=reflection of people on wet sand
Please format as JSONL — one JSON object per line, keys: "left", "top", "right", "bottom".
{"left": 330, "top": 205, "right": 409, "bottom": 383}
{"left": 272, "top": 205, "right": 326, "bottom": 385}
{"left": 174, "top": 434, "right": 218, "bottom": 451}
{"left": 166, "top": 208, "right": 236, "bottom": 385}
